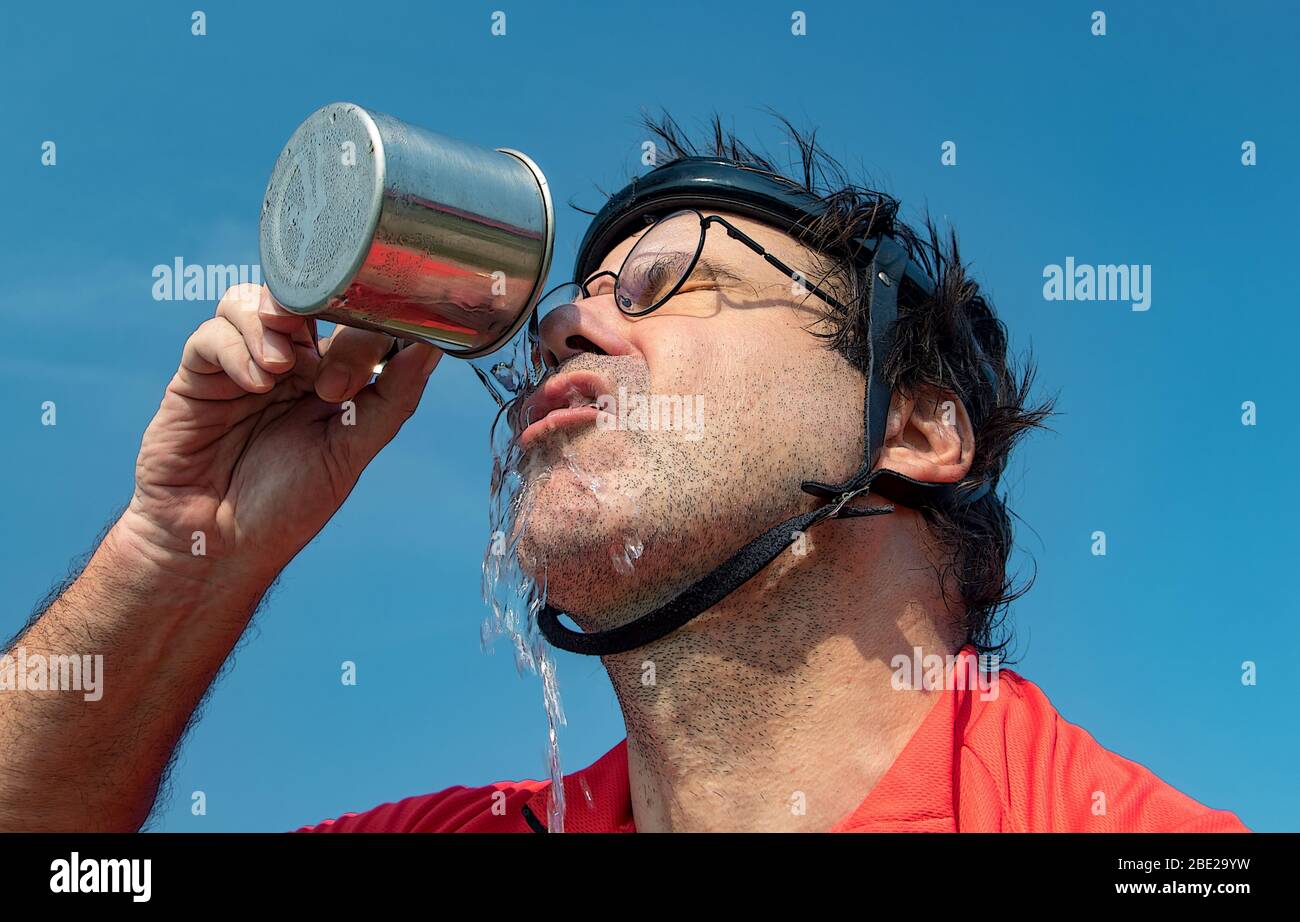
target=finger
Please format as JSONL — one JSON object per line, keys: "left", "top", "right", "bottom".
{"left": 256, "top": 285, "right": 313, "bottom": 337}
{"left": 339, "top": 342, "right": 442, "bottom": 458}
{"left": 215, "top": 284, "right": 298, "bottom": 375}
{"left": 180, "top": 316, "right": 275, "bottom": 393}
{"left": 314, "top": 326, "right": 395, "bottom": 403}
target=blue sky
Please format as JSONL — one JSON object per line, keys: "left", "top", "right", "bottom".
{"left": 1, "top": 0, "right": 1295, "bottom": 831}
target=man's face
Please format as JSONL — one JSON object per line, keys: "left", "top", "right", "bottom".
{"left": 514, "top": 211, "right": 865, "bottom": 628}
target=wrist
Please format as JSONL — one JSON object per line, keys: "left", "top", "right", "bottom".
{"left": 95, "top": 511, "right": 273, "bottom": 622}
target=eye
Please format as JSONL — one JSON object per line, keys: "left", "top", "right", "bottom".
{"left": 623, "top": 251, "right": 692, "bottom": 305}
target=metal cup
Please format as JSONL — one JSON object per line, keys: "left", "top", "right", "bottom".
{"left": 258, "top": 102, "right": 554, "bottom": 358}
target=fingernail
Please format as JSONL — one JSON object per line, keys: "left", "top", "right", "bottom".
{"left": 317, "top": 365, "right": 349, "bottom": 401}
{"left": 262, "top": 333, "right": 290, "bottom": 364}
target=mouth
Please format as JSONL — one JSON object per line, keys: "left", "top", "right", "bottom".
{"left": 517, "top": 369, "right": 612, "bottom": 450}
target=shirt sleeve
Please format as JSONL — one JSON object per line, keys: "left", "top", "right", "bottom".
{"left": 295, "top": 781, "right": 544, "bottom": 833}
{"left": 976, "top": 675, "right": 1251, "bottom": 832}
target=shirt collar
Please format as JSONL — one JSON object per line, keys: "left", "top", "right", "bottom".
{"left": 526, "top": 647, "right": 981, "bottom": 832}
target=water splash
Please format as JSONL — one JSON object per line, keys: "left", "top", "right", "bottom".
{"left": 473, "top": 316, "right": 646, "bottom": 832}
{"left": 475, "top": 325, "right": 573, "bottom": 831}
{"left": 475, "top": 353, "right": 556, "bottom": 826}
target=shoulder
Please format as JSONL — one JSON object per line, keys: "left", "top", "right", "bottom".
{"left": 295, "top": 777, "right": 547, "bottom": 833}
{"left": 956, "top": 664, "right": 1248, "bottom": 832}
{"left": 294, "top": 740, "right": 630, "bottom": 834}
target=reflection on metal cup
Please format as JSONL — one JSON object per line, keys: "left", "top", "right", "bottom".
{"left": 258, "top": 102, "right": 554, "bottom": 358}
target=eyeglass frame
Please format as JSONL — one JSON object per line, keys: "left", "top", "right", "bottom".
{"left": 541, "top": 208, "right": 853, "bottom": 320}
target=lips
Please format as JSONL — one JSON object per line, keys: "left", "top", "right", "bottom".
{"left": 518, "top": 369, "right": 611, "bottom": 449}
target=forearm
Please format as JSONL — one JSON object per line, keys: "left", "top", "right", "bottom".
{"left": 0, "top": 514, "right": 271, "bottom": 831}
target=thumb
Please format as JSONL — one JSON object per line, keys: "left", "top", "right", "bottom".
{"left": 339, "top": 342, "right": 443, "bottom": 460}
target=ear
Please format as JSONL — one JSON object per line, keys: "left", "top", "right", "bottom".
{"left": 875, "top": 387, "right": 974, "bottom": 484}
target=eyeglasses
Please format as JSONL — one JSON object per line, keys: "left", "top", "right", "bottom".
{"left": 534, "top": 208, "right": 851, "bottom": 325}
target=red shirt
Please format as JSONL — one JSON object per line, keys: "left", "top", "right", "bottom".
{"left": 297, "top": 649, "right": 1247, "bottom": 833}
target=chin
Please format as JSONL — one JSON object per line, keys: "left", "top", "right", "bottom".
{"left": 515, "top": 466, "right": 606, "bottom": 566}
{"left": 513, "top": 459, "right": 648, "bottom": 611}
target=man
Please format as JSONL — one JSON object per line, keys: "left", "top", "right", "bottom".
{"left": 0, "top": 116, "right": 1245, "bottom": 833}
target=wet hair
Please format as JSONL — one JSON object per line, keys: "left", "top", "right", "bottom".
{"left": 579, "top": 109, "right": 1053, "bottom": 658}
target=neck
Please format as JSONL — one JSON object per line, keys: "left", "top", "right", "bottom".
{"left": 600, "top": 509, "right": 962, "bottom": 832}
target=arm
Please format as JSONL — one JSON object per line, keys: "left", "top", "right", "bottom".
{"left": 0, "top": 284, "right": 441, "bottom": 831}
{"left": 0, "top": 518, "right": 270, "bottom": 831}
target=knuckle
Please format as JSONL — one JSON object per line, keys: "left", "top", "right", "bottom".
{"left": 187, "top": 316, "right": 221, "bottom": 347}
{"left": 216, "top": 283, "right": 262, "bottom": 318}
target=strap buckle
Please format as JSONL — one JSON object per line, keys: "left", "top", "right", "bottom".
{"left": 804, "top": 470, "right": 893, "bottom": 521}
{"left": 825, "top": 488, "right": 862, "bottom": 519}
{"left": 825, "top": 484, "right": 893, "bottom": 519}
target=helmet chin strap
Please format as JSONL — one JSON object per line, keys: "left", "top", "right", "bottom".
{"left": 537, "top": 236, "right": 986, "bottom": 656}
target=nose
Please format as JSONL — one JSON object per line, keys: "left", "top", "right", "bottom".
{"left": 536, "top": 293, "right": 637, "bottom": 369}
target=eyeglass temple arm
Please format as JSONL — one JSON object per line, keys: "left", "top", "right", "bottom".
{"left": 707, "top": 216, "right": 851, "bottom": 313}
{"left": 702, "top": 215, "right": 997, "bottom": 436}
{"left": 711, "top": 214, "right": 997, "bottom": 397}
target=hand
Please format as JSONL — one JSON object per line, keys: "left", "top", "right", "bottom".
{"left": 122, "top": 283, "right": 441, "bottom": 586}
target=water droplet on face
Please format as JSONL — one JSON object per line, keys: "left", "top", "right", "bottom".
{"left": 609, "top": 534, "right": 643, "bottom": 576}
